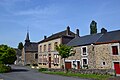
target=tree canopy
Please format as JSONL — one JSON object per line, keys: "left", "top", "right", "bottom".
{"left": 56, "top": 44, "right": 72, "bottom": 69}
{"left": 0, "top": 44, "right": 16, "bottom": 64}
{"left": 18, "top": 42, "right": 23, "bottom": 50}
{"left": 90, "top": 20, "right": 97, "bottom": 34}
{"left": 56, "top": 44, "right": 72, "bottom": 59}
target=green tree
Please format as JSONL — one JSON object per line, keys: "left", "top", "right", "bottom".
{"left": 18, "top": 42, "right": 23, "bottom": 50}
{"left": 56, "top": 44, "right": 72, "bottom": 69}
{"left": 0, "top": 44, "right": 16, "bottom": 64}
{"left": 90, "top": 20, "right": 97, "bottom": 34}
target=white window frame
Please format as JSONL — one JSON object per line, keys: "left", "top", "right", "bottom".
{"left": 102, "top": 61, "right": 106, "bottom": 66}
{"left": 81, "top": 46, "right": 88, "bottom": 56}
{"left": 81, "top": 58, "right": 88, "bottom": 67}
{"left": 111, "top": 43, "right": 120, "bottom": 56}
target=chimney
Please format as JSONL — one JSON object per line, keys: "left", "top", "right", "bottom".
{"left": 101, "top": 28, "right": 107, "bottom": 34}
{"left": 44, "top": 36, "right": 47, "bottom": 39}
{"left": 66, "top": 26, "right": 70, "bottom": 35}
{"left": 75, "top": 29, "right": 80, "bottom": 37}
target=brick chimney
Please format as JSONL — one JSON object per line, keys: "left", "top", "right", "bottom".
{"left": 44, "top": 36, "right": 47, "bottom": 39}
{"left": 75, "top": 29, "right": 80, "bottom": 37}
{"left": 101, "top": 28, "right": 107, "bottom": 34}
{"left": 66, "top": 26, "right": 70, "bottom": 35}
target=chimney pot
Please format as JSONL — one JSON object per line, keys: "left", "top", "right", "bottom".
{"left": 101, "top": 28, "right": 107, "bottom": 34}
{"left": 44, "top": 36, "right": 47, "bottom": 39}
{"left": 66, "top": 26, "right": 70, "bottom": 35}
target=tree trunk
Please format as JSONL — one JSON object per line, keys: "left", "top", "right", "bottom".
{"left": 63, "top": 58, "right": 65, "bottom": 70}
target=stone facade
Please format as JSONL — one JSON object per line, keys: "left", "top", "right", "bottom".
{"left": 66, "top": 43, "right": 120, "bottom": 70}
{"left": 38, "top": 38, "right": 61, "bottom": 68}
{"left": 21, "top": 32, "right": 38, "bottom": 65}
{"left": 38, "top": 27, "right": 75, "bottom": 69}
{"left": 95, "top": 43, "right": 120, "bottom": 69}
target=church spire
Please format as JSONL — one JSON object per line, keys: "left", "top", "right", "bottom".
{"left": 25, "top": 27, "right": 30, "bottom": 43}
{"left": 25, "top": 32, "right": 30, "bottom": 41}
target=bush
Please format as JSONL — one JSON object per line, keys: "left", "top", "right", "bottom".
{"left": 0, "top": 64, "right": 11, "bottom": 73}
{"left": 38, "top": 68, "right": 48, "bottom": 72}
{"left": 32, "top": 64, "right": 38, "bottom": 66}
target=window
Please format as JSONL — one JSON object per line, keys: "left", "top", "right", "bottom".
{"left": 83, "top": 47, "right": 86, "bottom": 54}
{"left": 48, "top": 43, "right": 51, "bottom": 52}
{"left": 112, "top": 46, "right": 118, "bottom": 55}
{"left": 43, "top": 55, "right": 47, "bottom": 63}
{"left": 39, "top": 55, "right": 42, "bottom": 63}
{"left": 54, "top": 54, "right": 59, "bottom": 65}
{"left": 81, "top": 46, "right": 87, "bottom": 56}
{"left": 83, "top": 59, "right": 87, "bottom": 65}
{"left": 54, "top": 42, "right": 58, "bottom": 51}
{"left": 35, "top": 54, "right": 38, "bottom": 59}
{"left": 102, "top": 62, "right": 105, "bottom": 65}
{"left": 44, "top": 45, "right": 46, "bottom": 52}
{"left": 82, "top": 58, "right": 88, "bottom": 69}
{"left": 40, "top": 45, "right": 42, "bottom": 52}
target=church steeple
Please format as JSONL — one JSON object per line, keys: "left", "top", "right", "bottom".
{"left": 25, "top": 32, "right": 30, "bottom": 43}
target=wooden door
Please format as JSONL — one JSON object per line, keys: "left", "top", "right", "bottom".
{"left": 114, "top": 62, "right": 120, "bottom": 74}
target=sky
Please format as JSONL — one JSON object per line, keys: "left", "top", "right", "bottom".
{"left": 0, "top": 0, "right": 120, "bottom": 48}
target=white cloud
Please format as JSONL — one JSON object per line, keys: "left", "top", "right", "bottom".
{"left": 14, "top": 5, "right": 59, "bottom": 16}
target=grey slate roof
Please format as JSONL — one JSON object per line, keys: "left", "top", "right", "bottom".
{"left": 96, "top": 30, "right": 120, "bottom": 43}
{"left": 67, "top": 30, "right": 120, "bottom": 47}
{"left": 24, "top": 42, "right": 38, "bottom": 52}
{"left": 39, "top": 30, "right": 75, "bottom": 43}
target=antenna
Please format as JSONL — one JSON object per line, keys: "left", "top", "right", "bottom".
{"left": 27, "top": 26, "right": 29, "bottom": 33}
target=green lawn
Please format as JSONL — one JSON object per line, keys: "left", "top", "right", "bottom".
{"left": 42, "top": 71, "right": 111, "bottom": 80}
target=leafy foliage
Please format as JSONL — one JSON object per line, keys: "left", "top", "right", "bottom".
{"left": 90, "top": 20, "right": 97, "bottom": 34}
{"left": 18, "top": 42, "right": 23, "bottom": 50}
{"left": 0, "top": 64, "right": 11, "bottom": 73}
{"left": 38, "top": 68, "right": 48, "bottom": 72}
{"left": 0, "top": 44, "right": 16, "bottom": 64}
{"left": 56, "top": 44, "right": 72, "bottom": 69}
{"left": 56, "top": 44, "right": 72, "bottom": 59}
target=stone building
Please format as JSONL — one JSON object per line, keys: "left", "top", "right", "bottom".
{"left": 21, "top": 32, "right": 38, "bottom": 65}
{"left": 67, "top": 29, "right": 120, "bottom": 75}
{"left": 38, "top": 26, "right": 75, "bottom": 69}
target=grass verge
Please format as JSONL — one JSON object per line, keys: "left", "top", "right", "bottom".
{"left": 41, "top": 71, "right": 111, "bottom": 80}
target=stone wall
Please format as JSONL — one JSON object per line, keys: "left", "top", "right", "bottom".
{"left": 48, "top": 68, "right": 115, "bottom": 76}
{"left": 25, "top": 52, "right": 38, "bottom": 65}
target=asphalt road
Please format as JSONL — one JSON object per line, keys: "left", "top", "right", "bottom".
{"left": 0, "top": 65, "right": 90, "bottom": 80}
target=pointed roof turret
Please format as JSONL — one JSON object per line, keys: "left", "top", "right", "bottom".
{"left": 25, "top": 32, "right": 30, "bottom": 43}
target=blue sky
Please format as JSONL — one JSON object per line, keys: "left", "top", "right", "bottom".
{"left": 0, "top": 0, "right": 120, "bottom": 48}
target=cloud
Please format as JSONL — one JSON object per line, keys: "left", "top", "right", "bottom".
{"left": 14, "top": 5, "right": 59, "bottom": 16}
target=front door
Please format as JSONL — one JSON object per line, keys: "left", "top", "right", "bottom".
{"left": 77, "top": 61, "right": 80, "bottom": 69}
{"left": 65, "top": 62, "right": 71, "bottom": 69}
{"left": 114, "top": 62, "right": 120, "bottom": 74}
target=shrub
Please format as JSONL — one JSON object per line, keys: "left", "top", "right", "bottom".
{"left": 38, "top": 68, "right": 48, "bottom": 72}
{"left": 0, "top": 64, "right": 11, "bottom": 73}
{"left": 32, "top": 64, "right": 38, "bottom": 66}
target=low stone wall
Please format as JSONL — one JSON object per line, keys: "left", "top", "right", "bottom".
{"left": 48, "top": 68, "right": 115, "bottom": 76}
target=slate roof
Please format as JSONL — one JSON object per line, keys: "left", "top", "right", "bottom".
{"left": 39, "top": 30, "right": 75, "bottom": 43}
{"left": 67, "top": 30, "right": 120, "bottom": 47}
{"left": 96, "top": 30, "right": 120, "bottom": 44}
{"left": 24, "top": 42, "right": 38, "bottom": 52}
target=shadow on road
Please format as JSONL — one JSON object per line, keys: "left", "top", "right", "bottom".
{"left": 11, "top": 69, "right": 29, "bottom": 72}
